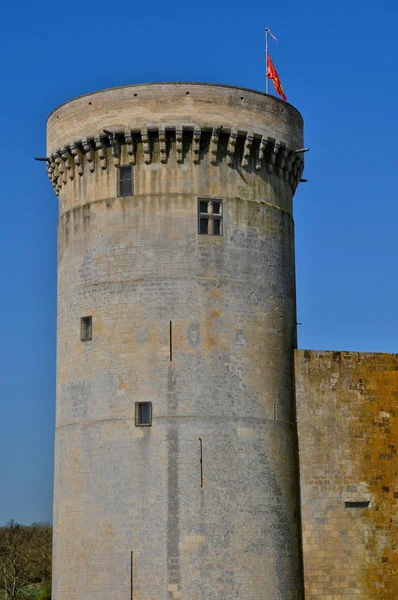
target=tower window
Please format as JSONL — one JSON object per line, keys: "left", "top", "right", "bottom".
{"left": 118, "top": 165, "right": 133, "bottom": 196}
{"left": 81, "top": 316, "right": 92, "bottom": 341}
{"left": 198, "top": 199, "right": 223, "bottom": 235}
{"left": 135, "top": 402, "right": 152, "bottom": 427}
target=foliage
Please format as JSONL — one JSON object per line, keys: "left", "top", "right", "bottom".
{"left": 37, "top": 580, "right": 51, "bottom": 600}
{"left": 0, "top": 520, "right": 52, "bottom": 600}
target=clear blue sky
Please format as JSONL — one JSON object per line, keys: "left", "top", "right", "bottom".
{"left": 0, "top": 0, "right": 397, "bottom": 525}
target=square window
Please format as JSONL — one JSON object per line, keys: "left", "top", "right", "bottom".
{"left": 198, "top": 199, "right": 223, "bottom": 235}
{"left": 118, "top": 165, "right": 133, "bottom": 196}
{"left": 81, "top": 316, "right": 92, "bottom": 341}
{"left": 135, "top": 402, "right": 152, "bottom": 427}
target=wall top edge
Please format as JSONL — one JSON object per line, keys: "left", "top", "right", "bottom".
{"left": 47, "top": 81, "right": 303, "bottom": 123}
{"left": 295, "top": 349, "right": 398, "bottom": 360}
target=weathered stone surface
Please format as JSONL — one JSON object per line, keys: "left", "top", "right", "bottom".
{"left": 296, "top": 350, "right": 398, "bottom": 599}
{"left": 49, "top": 83, "right": 304, "bottom": 600}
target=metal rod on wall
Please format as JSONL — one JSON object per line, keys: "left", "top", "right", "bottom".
{"left": 199, "top": 438, "right": 204, "bottom": 488}
{"left": 131, "top": 551, "right": 133, "bottom": 600}
{"left": 265, "top": 27, "right": 269, "bottom": 94}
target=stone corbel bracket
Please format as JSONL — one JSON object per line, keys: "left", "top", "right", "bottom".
{"left": 227, "top": 127, "right": 238, "bottom": 167}
{"left": 82, "top": 139, "right": 95, "bottom": 173}
{"left": 60, "top": 147, "right": 74, "bottom": 180}
{"left": 241, "top": 131, "right": 253, "bottom": 169}
{"left": 94, "top": 135, "right": 107, "bottom": 170}
{"left": 124, "top": 129, "right": 136, "bottom": 165}
{"left": 192, "top": 127, "right": 201, "bottom": 165}
{"left": 141, "top": 127, "right": 151, "bottom": 165}
{"left": 210, "top": 127, "right": 221, "bottom": 165}
{"left": 70, "top": 143, "right": 84, "bottom": 177}
{"left": 104, "top": 131, "right": 120, "bottom": 166}
{"left": 54, "top": 153, "right": 66, "bottom": 186}
{"left": 158, "top": 126, "right": 167, "bottom": 164}
{"left": 175, "top": 126, "right": 183, "bottom": 164}
{"left": 47, "top": 125, "right": 305, "bottom": 196}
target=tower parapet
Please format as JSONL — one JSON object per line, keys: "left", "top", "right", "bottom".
{"left": 47, "top": 125, "right": 304, "bottom": 196}
{"left": 49, "top": 82, "right": 305, "bottom": 600}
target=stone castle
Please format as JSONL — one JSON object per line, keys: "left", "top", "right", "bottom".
{"left": 46, "top": 83, "right": 397, "bottom": 600}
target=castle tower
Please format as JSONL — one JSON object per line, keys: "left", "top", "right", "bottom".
{"left": 47, "top": 83, "right": 305, "bottom": 600}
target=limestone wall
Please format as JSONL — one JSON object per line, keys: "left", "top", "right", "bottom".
{"left": 295, "top": 350, "right": 398, "bottom": 599}
{"left": 49, "top": 83, "right": 305, "bottom": 600}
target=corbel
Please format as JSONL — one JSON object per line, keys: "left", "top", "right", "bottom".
{"left": 158, "top": 126, "right": 167, "bottom": 164}
{"left": 192, "top": 127, "right": 201, "bottom": 164}
{"left": 291, "top": 156, "right": 302, "bottom": 190}
{"left": 94, "top": 135, "right": 107, "bottom": 170}
{"left": 175, "top": 126, "right": 183, "bottom": 163}
{"left": 103, "top": 130, "right": 120, "bottom": 166}
{"left": 256, "top": 135, "right": 267, "bottom": 171}
{"left": 60, "top": 147, "right": 74, "bottom": 180}
{"left": 70, "top": 143, "right": 84, "bottom": 176}
{"left": 276, "top": 144, "right": 288, "bottom": 177}
{"left": 47, "top": 156, "right": 55, "bottom": 183}
{"left": 124, "top": 129, "right": 136, "bottom": 165}
{"left": 141, "top": 127, "right": 151, "bottom": 165}
{"left": 46, "top": 161, "right": 57, "bottom": 191}
{"left": 296, "top": 158, "right": 304, "bottom": 187}
{"left": 267, "top": 139, "right": 280, "bottom": 174}
{"left": 82, "top": 139, "right": 95, "bottom": 173}
{"left": 49, "top": 155, "right": 58, "bottom": 184}
{"left": 284, "top": 151, "right": 295, "bottom": 182}
{"left": 226, "top": 127, "right": 238, "bottom": 167}
{"left": 210, "top": 126, "right": 221, "bottom": 165}
{"left": 46, "top": 161, "right": 52, "bottom": 182}
{"left": 241, "top": 131, "right": 253, "bottom": 168}
{"left": 54, "top": 153, "right": 67, "bottom": 186}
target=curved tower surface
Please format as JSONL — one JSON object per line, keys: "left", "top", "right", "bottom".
{"left": 47, "top": 83, "right": 305, "bottom": 600}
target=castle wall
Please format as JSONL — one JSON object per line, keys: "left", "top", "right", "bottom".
{"left": 295, "top": 350, "right": 398, "bottom": 599}
{"left": 49, "top": 84, "right": 305, "bottom": 600}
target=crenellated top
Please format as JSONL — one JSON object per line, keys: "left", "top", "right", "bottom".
{"left": 46, "top": 124, "right": 305, "bottom": 196}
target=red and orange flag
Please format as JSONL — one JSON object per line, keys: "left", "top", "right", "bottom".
{"left": 267, "top": 55, "right": 287, "bottom": 101}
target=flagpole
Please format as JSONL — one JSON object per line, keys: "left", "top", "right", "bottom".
{"left": 265, "top": 27, "right": 269, "bottom": 93}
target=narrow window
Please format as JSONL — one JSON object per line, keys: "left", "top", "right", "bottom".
{"left": 345, "top": 501, "right": 370, "bottom": 509}
{"left": 80, "top": 316, "right": 92, "bottom": 341}
{"left": 118, "top": 165, "right": 133, "bottom": 196}
{"left": 198, "top": 199, "right": 223, "bottom": 235}
{"left": 135, "top": 402, "right": 152, "bottom": 427}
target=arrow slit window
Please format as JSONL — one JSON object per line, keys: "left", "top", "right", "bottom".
{"left": 198, "top": 199, "right": 223, "bottom": 235}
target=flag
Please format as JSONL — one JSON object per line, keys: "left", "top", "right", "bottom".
{"left": 267, "top": 55, "right": 287, "bottom": 101}
{"left": 267, "top": 28, "right": 281, "bottom": 46}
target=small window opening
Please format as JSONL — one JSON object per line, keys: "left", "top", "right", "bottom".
{"left": 81, "top": 316, "right": 92, "bottom": 341}
{"left": 118, "top": 165, "right": 133, "bottom": 196}
{"left": 198, "top": 199, "right": 223, "bottom": 235}
{"left": 345, "top": 501, "right": 370, "bottom": 509}
{"left": 135, "top": 402, "right": 152, "bottom": 427}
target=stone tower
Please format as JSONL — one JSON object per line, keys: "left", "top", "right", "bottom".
{"left": 47, "top": 83, "right": 305, "bottom": 600}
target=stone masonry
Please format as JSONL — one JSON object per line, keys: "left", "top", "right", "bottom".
{"left": 47, "top": 83, "right": 305, "bottom": 600}
{"left": 296, "top": 350, "right": 398, "bottom": 599}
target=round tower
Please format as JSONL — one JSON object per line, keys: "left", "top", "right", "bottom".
{"left": 47, "top": 83, "right": 305, "bottom": 600}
